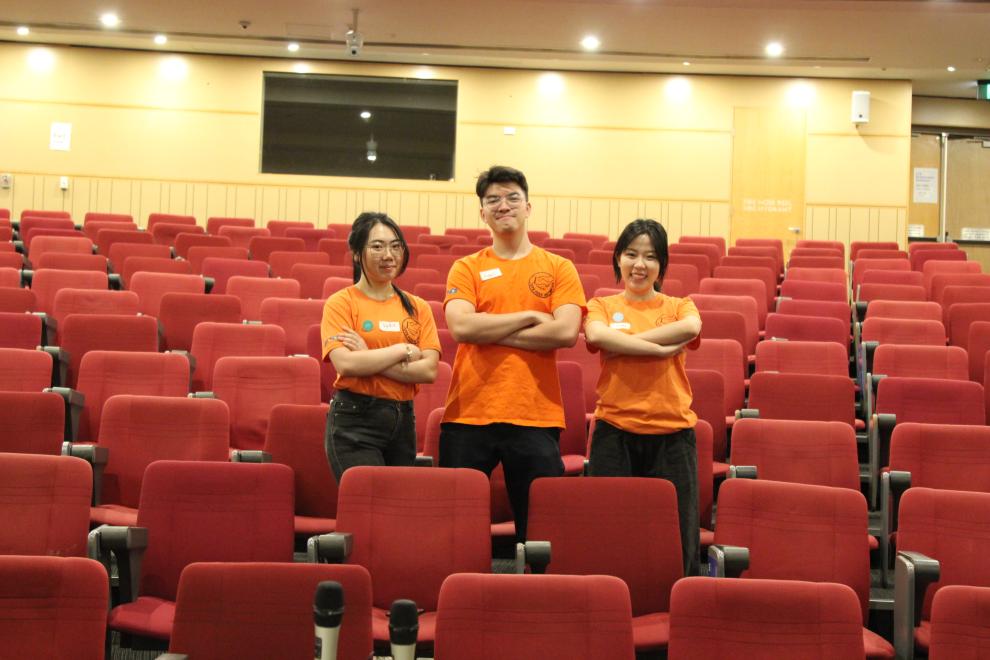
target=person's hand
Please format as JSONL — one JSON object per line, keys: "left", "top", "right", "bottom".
{"left": 404, "top": 343, "right": 424, "bottom": 363}
{"left": 335, "top": 328, "right": 368, "bottom": 351}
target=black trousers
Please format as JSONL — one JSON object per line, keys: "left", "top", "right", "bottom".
{"left": 438, "top": 422, "right": 564, "bottom": 543}
{"left": 324, "top": 389, "right": 416, "bottom": 482}
{"left": 589, "top": 420, "right": 700, "bottom": 577}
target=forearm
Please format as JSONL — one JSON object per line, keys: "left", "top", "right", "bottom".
{"left": 497, "top": 319, "right": 579, "bottom": 351}
{"left": 586, "top": 325, "right": 665, "bottom": 357}
{"left": 449, "top": 310, "right": 537, "bottom": 345}
{"left": 380, "top": 354, "right": 439, "bottom": 384}
{"left": 330, "top": 344, "right": 407, "bottom": 377}
{"left": 635, "top": 317, "right": 702, "bottom": 345}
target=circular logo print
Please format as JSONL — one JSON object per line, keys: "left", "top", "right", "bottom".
{"left": 528, "top": 272, "right": 554, "bottom": 299}
{"left": 361, "top": 320, "right": 374, "bottom": 332}
{"left": 401, "top": 318, "right": 422, "bottom": 344}
{"left": 612, "top": 312, "right": 624, "bottom": 322}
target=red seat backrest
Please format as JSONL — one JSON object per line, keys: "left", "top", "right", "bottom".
{"left": 158, "top": 292, "right": 242, "bottom": 352}
{"left": 0, "top": 390, "right": 64, "bottom": 454}
{"left": 876, "top": 377, "right": 985, "bottom": 426}
{"left": 265, "top": 403, "right": 338, "bottom": 519}
{"left": 747, "top": 372, "right": 856, "bottom": 426}
{"left": 258, "top": 297, "right": 324, "bottom": 355}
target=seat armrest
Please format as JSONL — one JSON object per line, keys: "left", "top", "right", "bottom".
{"left": 861, "top": 341, "right": 879, "bottom": 384}
{"left": 514, "top": 540, "right": 552, "bottom": 575}
{"left": 869, "top": 373, "right": 886, "bottom": 398}
{"left": 64, "top": 442, "right": 109, "bottom": 505}
{"left": 307, "top": 532, "right": 354, "bottom": 564}
{"left": 45, "top": 386, "right": 84, "bottom": 442}
{"left": 736, "top": 408, "right": 759, "bottom": 420}
{"left": 708, "top": 544, "right": 750, "bottom": 578}
{"left": 203, "top": 276, "right": 214, "bottom": 294}
{"left": 879, "top": 469, "right": 912, "bottom": 588}
{"left": 854, "top": 300, "right": 869, "bottom": 323}
{"left": 20, "top": 268, "right": 34, "bottom": 287}
{"left": 156, "top": 655, "right": 189, "bottom": 660}
{"left": 728, "top": 465, "right": 757, "bottom": 479}
{"left": 188, "top": 391, "right": 215, "bottom": 399}
{"left": 774, "top": 295, "right": 790, "bottom": 312}
{"left": 875, "top": 413, "right": 897, "bottom": 476}
{"left": 242, "top": 319, "right": 262, "bottom": 325}
{"left": 39, "top": 345, "right": 68, "bottom": 387}
{"left": 88, "top": 525, "right": 149, "bottom": 606}
{"left": 413, "top": 455, "right": 434, "bottom": 467}
{"left": 894, "top": 550, "right": 940, "bottom": 660}
{"left": 230, "top": 450, "right": 271, "bottom": 463}
{"left": 108, "top": 273, "right": 122, "bottom": 290}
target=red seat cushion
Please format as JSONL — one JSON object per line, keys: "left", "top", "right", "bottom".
{"left": 107, "top": 596, "right": 176, "bottom": 640}
{"left": 632, "top": 612, "right": 671, "bottom": 651}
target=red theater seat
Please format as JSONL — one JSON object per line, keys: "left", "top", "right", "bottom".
{"left": 189, "top": 322, "right": 286, "bottom": 391}
{"left": 0, "top": 391, "right": 65, "bottom": 454}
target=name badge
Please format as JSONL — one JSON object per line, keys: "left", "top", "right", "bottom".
{"left": 610, "top": 322, "right": 632, "bottom": 330}
{"left": 480, "top": 267, "right": 503, "bottom": 281}
{"left": 379, "top": 321, "right": 401, "bottom": 332}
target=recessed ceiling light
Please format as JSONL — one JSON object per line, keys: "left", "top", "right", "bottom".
{"left": 580, "top": 35, "right": 600, "bottom": 51}
{"left": 360, "top": 110, "right": 372, "bottom": 119}
{"left": 100, "top": 12, "right": 120, "bottom": 28}
{"left": 153, "top": 34, "right": 167, "bottom": 45}
{"left": 947, "top": 65, "right": 956, "bottom": 72}
{"left": 16, "top": 26, "right": 30, "bottom": 36}
{"left": 682, "top": 61, "right": 691, "bottom": 66}
{"left": 765, "top": 41, "right": 784, "bottom": 57}
{"left": 287, "top": 42, "right": 300, "bottom": 52}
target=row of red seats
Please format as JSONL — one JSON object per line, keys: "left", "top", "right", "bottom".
{"left": 5, "top": 450, "right": 989, "bottom": 658}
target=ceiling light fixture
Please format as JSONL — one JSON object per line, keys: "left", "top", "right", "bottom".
{"left": 287, "top": 42, "right": 300, "bottom": 53}
{"left": 765, "top": 41, "right": 784, "bottom": 57}
{"left": 366, "top": 135, "right": 378, "bottom": 162}
{"left": 682, "top": 61, "right": 691, "bottom": 66}
{"left": 16, "top": 26, "right": 30, "bottom": 36}
{"left": 100, "top": 13, "right": 120, "bottom": 28}
{"left": 154, "top": 34, "right": 167, "bottom": 45}
{"left": 360, "top": 110, "right": 372, "bottom": 119}
{"left": 580, "top": 35, "right": 600, "bottom": 51}
{"left": 947, "top": 65, "right": 956, "bottom": 72}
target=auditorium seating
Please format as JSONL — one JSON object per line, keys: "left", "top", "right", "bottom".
{"left": 206, "top": 216, "right": 255, "bottom": 234}
{"left": 434, "top": 573, "right": 635, "bottom": 660}
{"left": 259, "top": 297, "right": 326, "bottom": 355}
{"left": 90, "top": 395, "right": 230, "bottom": 526}
{"left": 167, "top": 562, "right": 373, "bottom": 660}
{"left": 211, "top": 355, "right": 321, "bottom": 450}
{"left": 0, "top": 556, "right": 108, "bottom": 660}
{"left": 94, "top": 460, "right": 295, "bottom": 645}
{"left": 308, "top": 466, "right": 491, "bottom": 651}
{"left": 893, "top": 488, "right": 990, "bottom": 659}
{"left": 147, "top": 213, "right": 196, "bottom": 231}
{"left": 526, "top": 476, "right": 684, "bottom": 654}
{"left": 292, "top": 263, "right": 353, "bottom": 298}
{"left": 34, "top": 252, "right": 108, "bottom": 273}
{"left": 51, "top": 288, "right": 140, "bottom": 342}
{"left": 120, "top": 256, "right": 193, "bottom": 288}
{"left": 158, "top": 292, "right": 242, "bottom": 351}
{"left": 249, "top": 236, "right": 306, "bottom": 262}
{"left": 175, "top": 234, "right": 234, "bottom": 261}
{"left": 227, "top": 276, "right": 301, "bottom": 321}
{"left": 58, "top": 314, "right": 159, "bottom": 388}
{"left": 926, "top": 585, "right": 990, "bottom": 660}
{"left": 0, "top": 391, "right": 65, "bottom": 454}
{"left": 267, "top": 250, "right": 329, "bottom": 278}
{"left": 200, "top": 257, "right": 270, "bottom": 294}
{"left": 0, "top": 452, "right": 92, "bottom": 556}
{"left": 0, "top": 286, "right": 35, "bottom": 313}
{"left": 220, "top": 225, "right": 271, "bottom": 249}
{"left": 74, "top": 350, "right": 191, "bottom": 442}
{"left": 711, "top": 478, "right": 893, "bottom": 657}
{"left": 108, "top": 241, "right": 172, "bottom": 273}
{"left": 189, "top": 322, "right": 287, "bottom": 391}
{"left": 260, "top": 403, "right": 338, "bottom": 537}
{"left": 668, "top": 577, "right": 866, "bottom": 660}
{"left": 267, "top": 219, "right": 314, "bottom": 236}
{"left": 152, "top": 222, "right": 204, "bottom": 247}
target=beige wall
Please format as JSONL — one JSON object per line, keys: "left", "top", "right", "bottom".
{"left": 913, "top": 96, "right": 990, "bottom": 132}
{"left": 0, "top": 44, "right": 911, "bottom": 246}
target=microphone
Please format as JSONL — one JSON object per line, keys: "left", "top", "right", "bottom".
{"left": 389, "top": 599, "right": 419, "bottom": 660}
{"left": 314, "top": 581, "right": 344, "bottom": 660}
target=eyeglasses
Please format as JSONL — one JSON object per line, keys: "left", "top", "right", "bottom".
{"left": 367, "top": 241, "right": 405, "bottom": 255}
{"left": 482, "top": 193, "right": 525, "bottom": 209}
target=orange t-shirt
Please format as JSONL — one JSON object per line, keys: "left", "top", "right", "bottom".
{"left": 442, "top": 246, "right": 586, "bottom": 428}
{"left": 321, "top": 286, "right": 441, "bottom": 402}
{"left": 586, "top": 293, "right": 700, "bottom": 435}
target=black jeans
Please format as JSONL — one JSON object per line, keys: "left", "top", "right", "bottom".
{"left": 589, "top": 420, "right": 700, "bottom": 577}
{"left": 438, "top": 422, "right": 564, "bottom": 543}
{"left": 324, "top": 389, "right": 416, "bottom": 482}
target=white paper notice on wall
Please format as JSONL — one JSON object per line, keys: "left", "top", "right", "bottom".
{"left": 913, "top": 167, "right": 938, "bottom": 204}
{"left": 961, "top": 227, "right": 990, "bottom": 241}
{"left": 49, "top": 122, "right": 72, "bottom": 151}
{"left": 907, "top": 224, "right": 925, "bottom": 238}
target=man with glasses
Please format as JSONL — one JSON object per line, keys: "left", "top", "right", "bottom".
{"left": 441, "top": 165, "right": 586, "bottom": 542}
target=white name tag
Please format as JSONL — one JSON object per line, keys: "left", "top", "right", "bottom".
{"left": 610, "top": 322, "right": 632, "bottom": 330}
{"left": 379, "top": 321, "right": 401, "bottom": 332}
{"left": 480, "top": 267, "right": 503, "bottom": 281}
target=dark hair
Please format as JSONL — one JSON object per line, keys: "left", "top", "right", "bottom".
{"left": 475, "top": 165, "right": 529, "bottom": 203}
{"left": 612, "top": 219, "right": 669, "bottom": 292}
{"left": 348, "top": 212, "right": 416, "bottom": 317}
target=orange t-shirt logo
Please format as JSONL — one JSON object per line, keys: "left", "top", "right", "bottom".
{"left": 401, "top": 317, "right": 422, "bottom": 344}
{"left": 528, "top": 272, "right": 554, "bottom": 298}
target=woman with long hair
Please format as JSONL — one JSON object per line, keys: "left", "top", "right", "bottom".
{"left": 320, "top": 212, "right": 441, "bottom": 479}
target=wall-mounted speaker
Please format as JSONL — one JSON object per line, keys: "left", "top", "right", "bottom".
{"left": 851, "top": 90, "right": 871, "bottom": 124}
